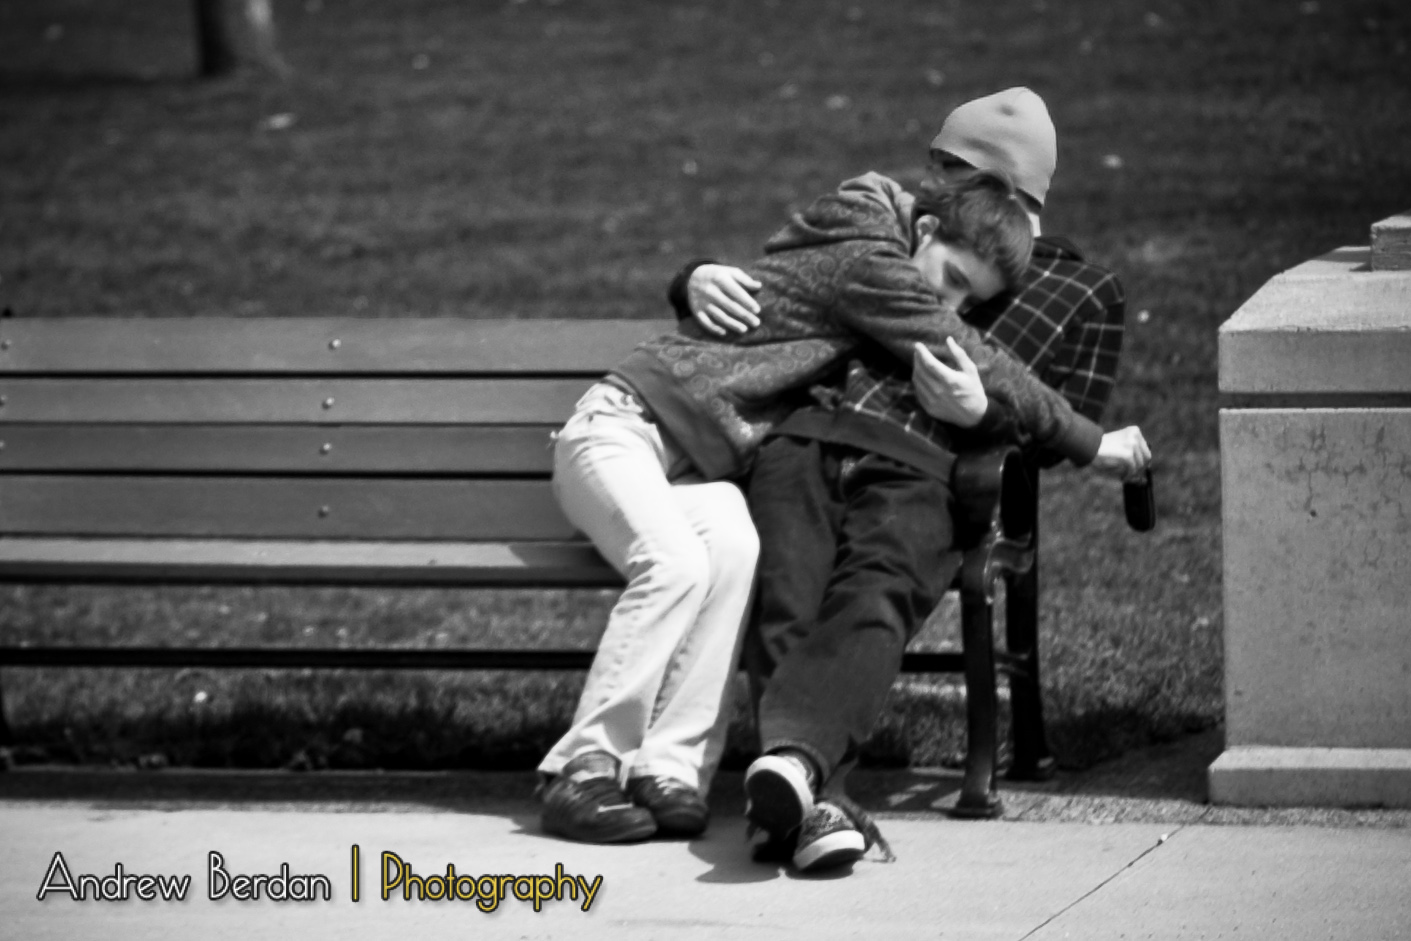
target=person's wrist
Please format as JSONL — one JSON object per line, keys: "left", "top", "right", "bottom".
{"left": 960, "top": 392, "right": 988, "bottom": 429}
{"left": 668, "top": 258, "right": 717, "bottom": 319}
{"left": 972, "top": 399, "right": 1006, "bottom": 434}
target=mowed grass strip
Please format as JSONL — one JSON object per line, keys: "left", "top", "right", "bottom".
{"left": 1, "top": 0, "right": 1408, "bottom": 771}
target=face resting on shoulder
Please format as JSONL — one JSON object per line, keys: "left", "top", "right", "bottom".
{"left": 909, "top": 214, "right": 1007, "bottom": 313}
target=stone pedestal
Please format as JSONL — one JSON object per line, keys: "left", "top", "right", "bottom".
{"left": 1210, "top": 212, "right": 1411, "bottom": 808}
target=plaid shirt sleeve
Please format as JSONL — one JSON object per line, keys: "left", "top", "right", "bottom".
{"left": 1039, "top": 263, "right": 1125, "bottom": 424}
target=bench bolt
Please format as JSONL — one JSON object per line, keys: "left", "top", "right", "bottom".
{"left": 322, "top": 397, "right": 335, "bottom": 409}
{"left": 329, "top": 339, "right": 341, "bottom": 350}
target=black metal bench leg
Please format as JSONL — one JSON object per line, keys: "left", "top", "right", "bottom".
{"left": 1004, "top": 562, "right": 1056, "bottom": 782}
{"left": 0, "top": 673, "right": 13, "bottom": 747}
{"left": 951, "top": 589, "right": 1002, "bottom": 818}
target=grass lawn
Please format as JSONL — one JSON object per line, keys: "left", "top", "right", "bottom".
{"left": 1, "top": 0, "right": 1408, "bottom": 773}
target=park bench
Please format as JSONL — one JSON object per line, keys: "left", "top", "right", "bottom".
{"left": 0, "top": 316, "right": 1070, "bottom": 817}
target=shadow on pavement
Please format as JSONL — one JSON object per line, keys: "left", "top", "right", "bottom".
{"left": 4, "top": 729, "right": 1407, "bottom": 829}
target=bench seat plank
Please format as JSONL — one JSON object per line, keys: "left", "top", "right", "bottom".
{"left": 0, "top": 378, "right": 593, "bottom": 424}
{"left": 0, "top": 476, "right": 578, "bottom": 540}
{"left": 0, "top": 645, "right": 964, "bottom": 673}
{"left": 0, "top": 425, "right": 557, "bottom": 474}
{"left": 0, "top": 538, "right": 620, "bottom": 585}
{"left": 0, "top": 318, "right": 672, "bottom": 375}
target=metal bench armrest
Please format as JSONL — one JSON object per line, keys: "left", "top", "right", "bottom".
{"left": 952, "top": 444, "right": 1036, "bottom": 546}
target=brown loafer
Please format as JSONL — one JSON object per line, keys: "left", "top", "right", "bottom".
{"left": 626, "top": 775, "right": 709, "bottom": 837}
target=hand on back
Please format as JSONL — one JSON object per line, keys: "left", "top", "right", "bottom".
{"left": 687, "top": 265, "right": 762, "bottom": 335}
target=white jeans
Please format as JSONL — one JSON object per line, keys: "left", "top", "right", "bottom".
{"left": 539, "top": 382, "right": 759, "bottom": 792}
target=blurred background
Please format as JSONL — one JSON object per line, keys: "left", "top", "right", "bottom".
{"left": 1, "top": 0, "right": 1408, "bottom": 774}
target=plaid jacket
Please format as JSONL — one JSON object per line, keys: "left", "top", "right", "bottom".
{"left": 772, "top": 235, "right": 1125, "bottom": 475}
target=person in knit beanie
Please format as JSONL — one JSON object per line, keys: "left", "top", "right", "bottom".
{"left": 675, "top": 86, "right": 1146, "bottom": 477}
{"left": 670, "top": 88, "right": 1151, "bottom": 874}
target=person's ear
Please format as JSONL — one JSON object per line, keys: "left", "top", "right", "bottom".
{"left": 914, "top": 214, "right": 939, "bottom": 244}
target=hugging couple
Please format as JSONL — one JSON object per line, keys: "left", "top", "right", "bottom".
{"left": 535, "top": 88, "right": 1151, "bottom": 874}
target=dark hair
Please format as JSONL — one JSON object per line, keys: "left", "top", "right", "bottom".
{"left": 912, "top": 169, "right": 1033, "bottom": 290}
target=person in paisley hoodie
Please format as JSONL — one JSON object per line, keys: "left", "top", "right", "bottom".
{"left": 537, "top": 169, "right": 1094, "bottom": 846}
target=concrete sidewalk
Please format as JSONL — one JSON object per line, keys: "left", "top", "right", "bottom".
{"left": 2, "top": 761, "right": 1409, "bottom": 940}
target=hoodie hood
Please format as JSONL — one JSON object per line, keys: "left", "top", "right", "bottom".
{"left": 763, "top": 172, "right": 917, "bottom": 256}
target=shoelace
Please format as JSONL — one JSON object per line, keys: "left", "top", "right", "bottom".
{"left": 830, "top": 794, "right": 897, "bottom": 863}
{"left": 639, "top": 777, "right": 693, "bottom": 797}
{"left": 573, "top": 775, "right": 634, "bottom": 806}
{"left": 629, "top": 777, "right": 703, "bottom": 809}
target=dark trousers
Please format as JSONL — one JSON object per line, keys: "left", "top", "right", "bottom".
{"left": 744, "top": 435, "right": 962, "bottom": 790}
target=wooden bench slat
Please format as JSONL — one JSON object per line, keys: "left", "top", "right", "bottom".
{"left": 0, "top": 477, "right": 579, "bottom": 540}
{"left": 0, "top": 645, "right": 962, "bottom": 672}
{"left": 0, "top": 538, "right": 620, "bottom": 585}
{"left": 0, "top": 378, "right": 592, "bottom": 423}
{"left": 0, "top": 425, "right": 556, "bottom": 474}
{"left": 0, "top": 318, "right": 672, "bottom": 375}
{"left": 0, "top": 646, "right": 605, "bottom": 669}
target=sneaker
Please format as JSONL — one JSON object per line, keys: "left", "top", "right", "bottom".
{"left": 792, "top": 801, "right": 866, "bottom": 872}
{"left": 626, "top": 776, "right": 709, "bottom": 837}
{"left": 744, "top": 752, "right": 815, "bottom": 838}
{"left": 792, "top": 796, "right": 897, "bottom": 872}
{"left": 541, "top": 754, "right": 656, "bottom": 844}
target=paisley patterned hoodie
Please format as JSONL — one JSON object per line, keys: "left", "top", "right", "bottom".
{"left": 610, "top": 172, "right": 1102, "bottom": 481}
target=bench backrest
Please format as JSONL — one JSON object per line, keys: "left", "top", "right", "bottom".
{"left": 0, "top": 317, "right": 671, "bottom": 583}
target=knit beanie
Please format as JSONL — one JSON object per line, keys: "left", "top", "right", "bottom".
{"left": 931, "top": 87, "right": 1057, "bottom": 207}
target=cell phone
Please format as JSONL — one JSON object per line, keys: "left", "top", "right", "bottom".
{"left": 1123, "top": 469, "right": 1156, "bottom": 532}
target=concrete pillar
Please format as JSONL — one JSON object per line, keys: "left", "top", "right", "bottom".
{"left": 1209, "top": 212, "right": 1411, "bottom": 808}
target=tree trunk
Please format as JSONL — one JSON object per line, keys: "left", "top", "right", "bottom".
{"left": 194, "top": 0, "right": 236, "bottom": 77}
{"left": 194, "top": 0, "right": 290, "bottom": 78}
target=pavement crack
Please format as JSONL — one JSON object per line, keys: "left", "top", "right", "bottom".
{"left": 1014, "top": 824, "right": 1188, "bottom": 941}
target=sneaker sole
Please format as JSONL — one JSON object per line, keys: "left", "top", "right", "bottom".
{"left": 793, "top": 829, "right": 866, "bottom": 872}
{"left": 744, "top": 756, "right": 814, "bottom": 835}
